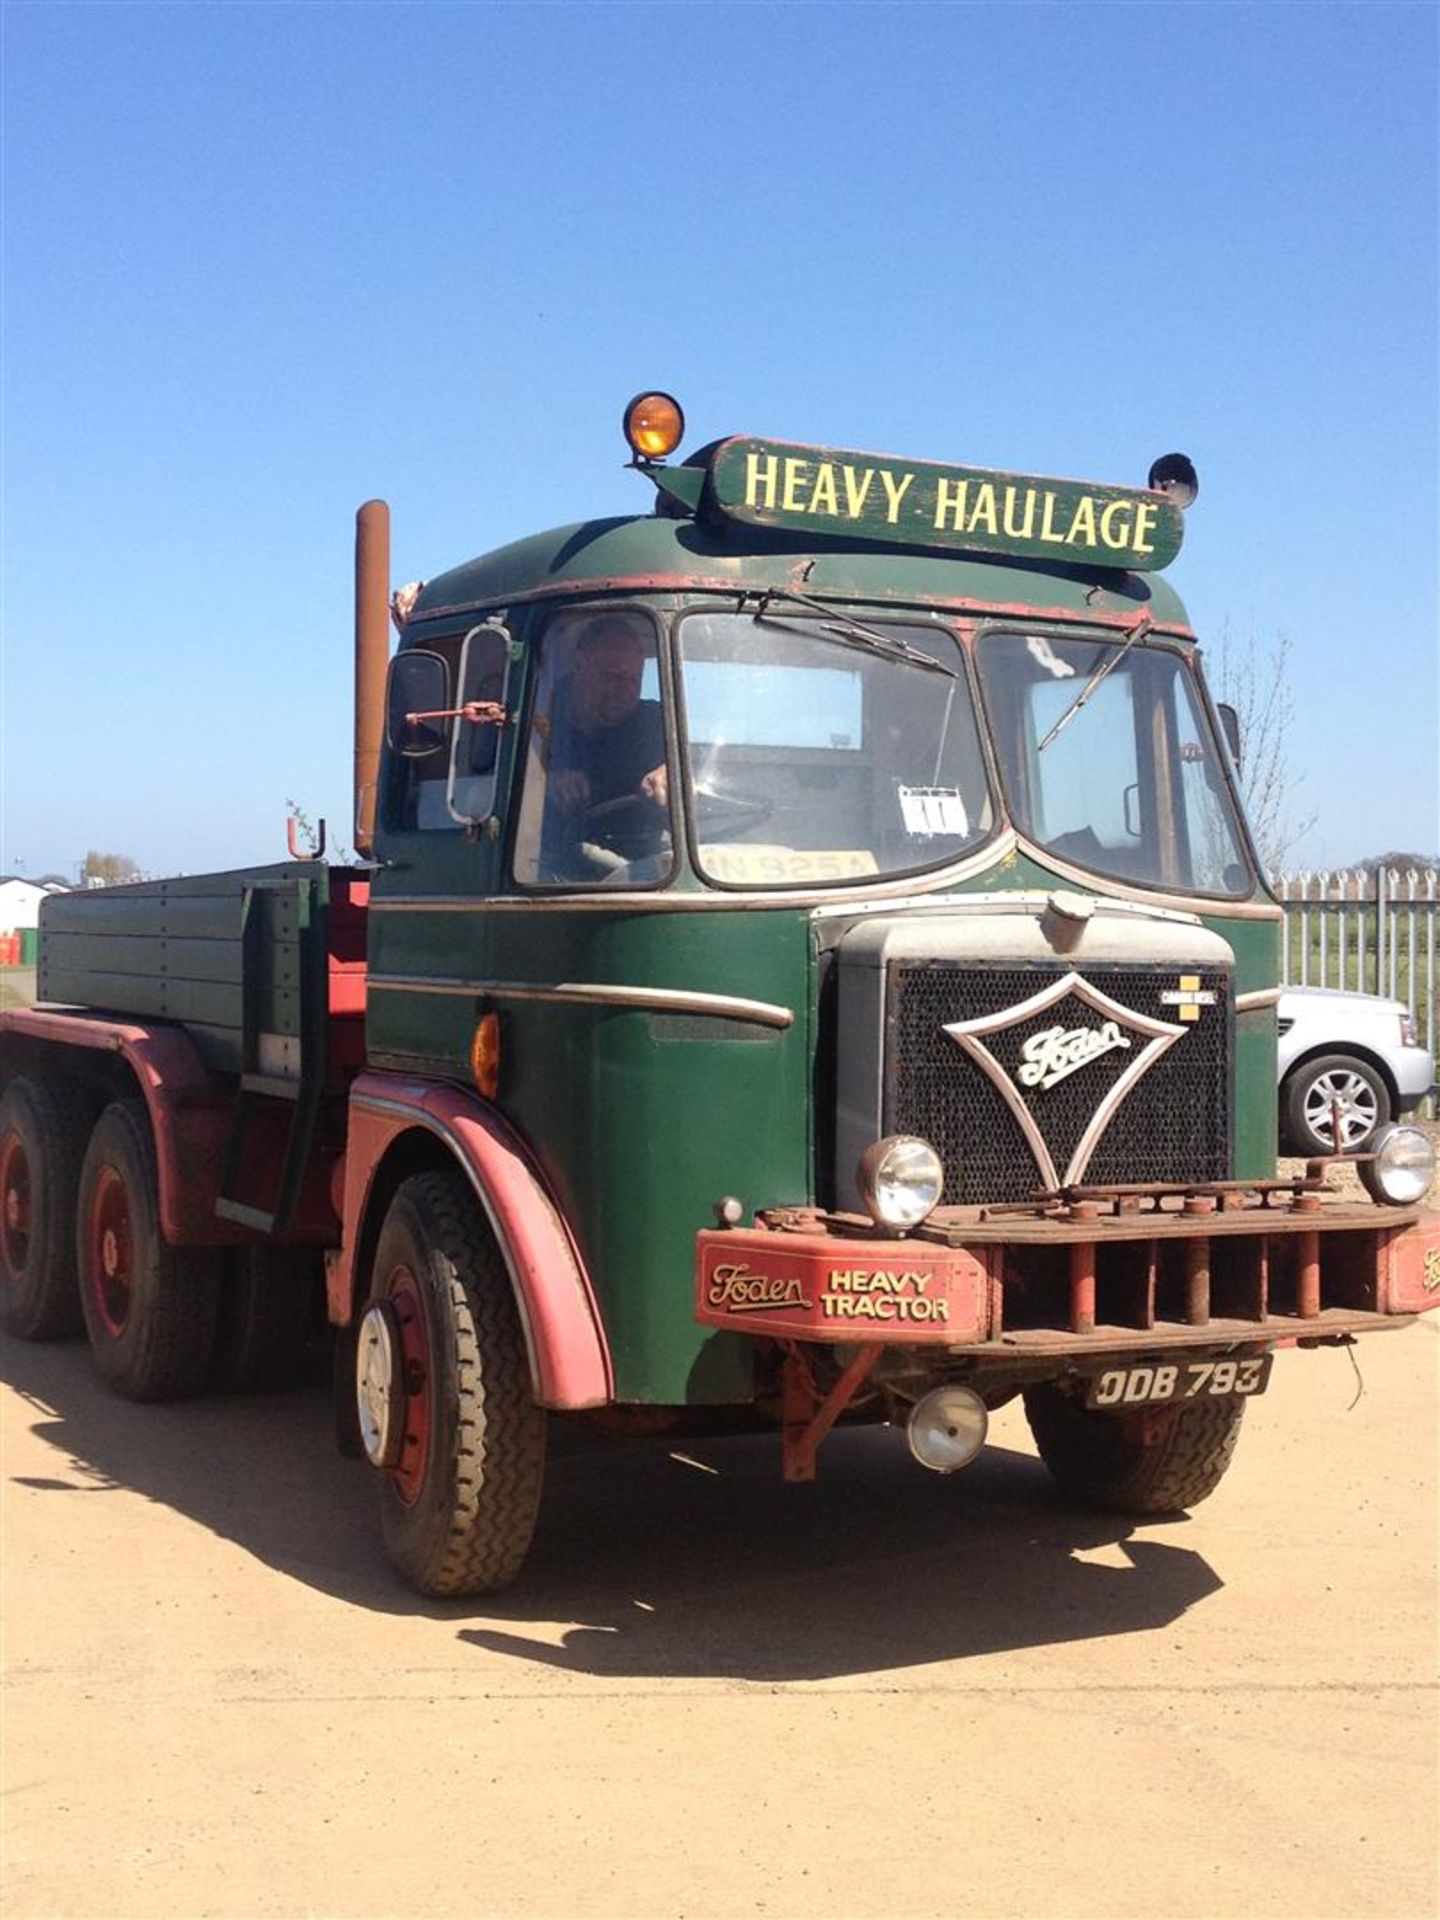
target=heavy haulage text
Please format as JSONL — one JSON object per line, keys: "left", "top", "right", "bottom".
{"left": 743, "top": 453, "right": 1161, "bottom": 557}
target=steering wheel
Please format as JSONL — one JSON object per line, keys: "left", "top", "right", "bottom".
{"left": 693, "top": 783, "right": 773, "bottom": 834}
{"left": 583, "top": 791, "right": 653, "bottom": 826}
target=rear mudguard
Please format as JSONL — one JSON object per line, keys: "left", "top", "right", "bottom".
{"left": 0, "top": 1006, "right": 340, "bottom": 1244}
{"left": 336, "top": 1072, "right": 612, "bottom": 1410}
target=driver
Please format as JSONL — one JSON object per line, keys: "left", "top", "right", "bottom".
{"left": 538, "top": 614, "right": 668, "bottom": 878}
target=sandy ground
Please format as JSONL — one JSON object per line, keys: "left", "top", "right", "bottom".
{"left": 2, "top": 1310, "right": 1436, "bottom": 1920}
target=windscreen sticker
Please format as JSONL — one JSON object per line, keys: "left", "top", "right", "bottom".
{"left": 899, "top": 787, "right": 969, "bottom": 837}
{"left": 1025, "top": 635, "right": 1077, "bottom": 678}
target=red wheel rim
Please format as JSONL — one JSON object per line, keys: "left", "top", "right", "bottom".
{"left": 0, "top": 1128, "right": 31, "bottom": 1276}
{"left": 87, "top": 1164, "right": 133, "bottom": 1337}
{"left": 385, "top": 1265, "right": 430, "bottom": 1506}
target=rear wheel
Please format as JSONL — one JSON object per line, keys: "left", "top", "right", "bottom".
{"left": 359, "top": 1170, "right": 545, "bottom": 1596}
{"left": 1023, "top": 1379, "right": 1245, "bottom": 1514}
{"left": 76, "top": 1100, "right": 221, "bottom": 1401}
{"left": 212, "top": 1244, "right": 324, "bottom": 1392}
{"left": 0, "top": 1076, "right": 88, "bottom": 1339}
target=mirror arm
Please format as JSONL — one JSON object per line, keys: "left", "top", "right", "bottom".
{"left": 405, "top": 702, "right": 508, "bottom": 727}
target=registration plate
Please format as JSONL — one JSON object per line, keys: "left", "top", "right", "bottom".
{"left": 1084, "top": 1354, "right": 1273, "bottom": 1410}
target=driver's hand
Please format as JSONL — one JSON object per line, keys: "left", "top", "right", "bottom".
{"left": 641, "top": 763, "right": 668, "bottom": 807}
{"left": 550, "top": 768, "right": 591, "bottom": 809}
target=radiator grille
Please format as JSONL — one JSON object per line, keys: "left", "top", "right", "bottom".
{"left": 886, "top": 964, "right": 1231, "bottom": 1203}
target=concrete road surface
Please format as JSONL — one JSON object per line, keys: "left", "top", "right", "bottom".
{"left": 3, "top": 1319, "right": 1436, "bottom": 1920}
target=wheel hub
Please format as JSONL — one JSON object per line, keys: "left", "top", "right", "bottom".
{"left": 88, "top": 1165, "right": 133, "bottom": 1336}
{"left": 355, "top": 1300, "right": 405, "bottom": 1469}
{"left": 0, "top": 1133, "right": 30, "bottom": 1265}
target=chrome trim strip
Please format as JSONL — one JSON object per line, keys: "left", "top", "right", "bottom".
{"left": 367, "top": 975, "right": 795, "bottom": 1030}
{"left": 1014, "top": 834, "right": 1283, "bottom": 921}
{"left": 1235, "top": 988, "right": 1284, "bottom": 1013}
{"left": 810, "top": 889, "right": 1202, "bottom": 926}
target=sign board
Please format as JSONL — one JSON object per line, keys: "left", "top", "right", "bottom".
{"left": 707, "top": 436, "right": 1184, "bottom": 571}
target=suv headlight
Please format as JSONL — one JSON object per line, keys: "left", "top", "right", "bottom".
{"left": 856, "top": 1135, "right": 945, "bottom": 1230}
{"left": 1359, "top": 1124, "right": 1436, "bottom": 1206}
{"left": 1399, "top": 1011, "right": 1419, "bottom": 1048}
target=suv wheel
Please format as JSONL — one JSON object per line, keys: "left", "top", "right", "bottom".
{"left": 1282, "top": 1052, "right": 1390, "bottom": 1155}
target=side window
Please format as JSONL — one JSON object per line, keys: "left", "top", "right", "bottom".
{"left": 448, "top": 622, "right": 513, "bottom": 824}
{"left": 513, "top": 608, "right": 672, "bottom": 887}
{"left": 383, "top": 627, "right": 513, "bottom": 832}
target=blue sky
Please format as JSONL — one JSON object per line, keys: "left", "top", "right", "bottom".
{"left": 2, "top": 0, "right": 1435, "bottom": 880}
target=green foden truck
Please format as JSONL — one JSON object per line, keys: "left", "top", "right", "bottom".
{"left": 4, "top": 394, "right": 1438, "bottom": 1596}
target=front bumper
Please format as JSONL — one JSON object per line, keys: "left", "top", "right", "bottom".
{"left": 697, "top": 1187, "right": 1440, "bottom": 1358}
{"left": 1396, "top": 1079, "right": 1439, "bottom": 1115}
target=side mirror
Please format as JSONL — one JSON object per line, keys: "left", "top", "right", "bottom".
{"left": 1217, "top": 701, "right": 1242, "bottom": 771}
{"left": 386, "top": 650, "right": 450, "bottom": 758}
{"left": 448, "top": 622, "right": 515, "bottom": 823}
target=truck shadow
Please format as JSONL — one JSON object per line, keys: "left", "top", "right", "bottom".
{"left": 2, "top": 1335, "right": 1222, "bottom": 1683}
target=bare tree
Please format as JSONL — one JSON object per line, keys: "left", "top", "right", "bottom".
{"left": 80, "top": 851, "right": 141, "bottom": 887}
{"left": 1210, "top": 623, "right": 1317, "bottom": 873}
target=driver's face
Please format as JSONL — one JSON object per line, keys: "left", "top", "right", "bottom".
{"left": 575, "top": 630, "right": 646, "bottom": 730}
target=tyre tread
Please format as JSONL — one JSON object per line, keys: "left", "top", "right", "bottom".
{"left": 374, "top": 1170, "right": 545, "bottom": 1596}
{"left": 77, "top": 1100, "right": 221, "bottom": 1402}
{"left": 1025, "top": 1381, "right": 1245, "bottom": 1515}
{"left": 0, "top": 1075, "right": 90, "bottom": 1339}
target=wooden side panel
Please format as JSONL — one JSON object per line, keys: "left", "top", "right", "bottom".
{"left": 37, "top": 863, "right": 324, "bottom": 1075}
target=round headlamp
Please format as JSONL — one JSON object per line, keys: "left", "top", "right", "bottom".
{"left": 856, "top": 1134, "right": 944, "bottom": 1230}
{"left": 1359, "top": 1124, "right": 1436, "bottom": 1207}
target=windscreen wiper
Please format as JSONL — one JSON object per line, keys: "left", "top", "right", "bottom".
{"left": 748, "top": 587, "right": 957, "bottom": 677}
{"left": 1036, "top": 611, "right": 1153, "bottom": 752}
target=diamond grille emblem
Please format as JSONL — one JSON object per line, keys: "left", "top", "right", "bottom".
{"left": 942, "top": 971, "right": 1188, "bottom": 1191}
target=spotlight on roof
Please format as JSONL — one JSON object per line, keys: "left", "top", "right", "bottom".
{"left": 1147, "top": 452, "right": 1199, "bottom": 509}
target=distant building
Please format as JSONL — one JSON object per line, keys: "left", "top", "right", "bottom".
{"left": 0, "top": 877, "right": 66, "bottom": 931}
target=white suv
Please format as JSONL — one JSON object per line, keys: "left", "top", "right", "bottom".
{"left": 1278, "top": 986, "right": 1435, "bottom": 1154}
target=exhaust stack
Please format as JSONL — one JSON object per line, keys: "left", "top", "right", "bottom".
{"left": 353, "top": 499, "right": 390, "bottom": 859}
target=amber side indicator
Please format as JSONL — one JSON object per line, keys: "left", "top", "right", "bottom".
{"left": 623, "top": 391, "right": 684, "bottom": 461}
{"left": 471, "top": 1013, "right": 501, "bottom": 1099}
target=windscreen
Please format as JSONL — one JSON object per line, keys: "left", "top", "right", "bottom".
{"left": 976, "top": 630, "right": 1253, "bottom": 896}
{"left": 677, "top": 611, "right": 992, "bottom": 887}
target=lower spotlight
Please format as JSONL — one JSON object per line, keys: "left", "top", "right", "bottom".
{"left": 907, "top": 1384, "right": 989, "bottom": 1473}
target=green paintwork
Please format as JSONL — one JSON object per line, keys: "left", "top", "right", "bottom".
{"left": 367, "top": 893, "right": 815, "bottom": 1404}
{"left": 1216, "top": 913, "right": 1281, "bottom": 1178}
{"left": 409, "top": 510, "right": 1191, "bottom": 633}
{"left": 706, "top": 437, "right": 1185, "bottom": 570}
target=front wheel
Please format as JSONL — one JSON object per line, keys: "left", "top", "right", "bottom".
{"left": 1023, "top": 1379, "right": 1245, "bottom": 1514}
{"left": 358, "top": 1170, "right": 546, "bottom": 1596}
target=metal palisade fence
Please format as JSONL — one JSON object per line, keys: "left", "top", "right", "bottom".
{"left": 1271, "top": 868, "right": 1439, "bottom": 1110}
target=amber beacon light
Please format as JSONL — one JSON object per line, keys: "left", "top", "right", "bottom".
{"left": 623, "top": 391, "right": 685, "bottom": 462}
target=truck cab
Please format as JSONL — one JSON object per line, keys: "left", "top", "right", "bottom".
{"left": 363, "top": 411, "right": 1271, "bottom": 1417}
